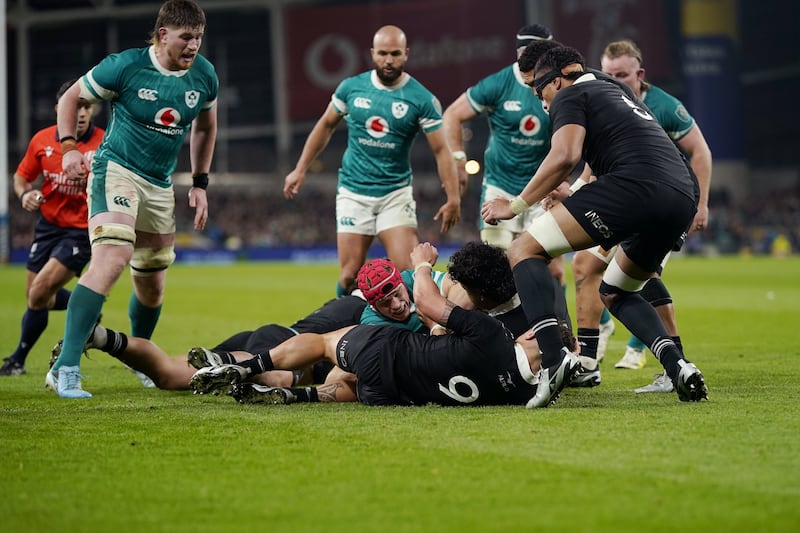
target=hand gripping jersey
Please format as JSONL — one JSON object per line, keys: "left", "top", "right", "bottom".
{"left": 15, "top": 124, "right": 104, "bottom": 229}
{"left": 466, "top": 63, "right": 552, "bottom": 195}
{"left": 80, "top": 46, "right": 219, "bottom": 186}
{"left": 332, "top": 71, "right": 444, "bottom": 197}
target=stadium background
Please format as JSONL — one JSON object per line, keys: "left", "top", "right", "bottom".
{"left": 3, "top": 0, "right": 799, "bottom": 263}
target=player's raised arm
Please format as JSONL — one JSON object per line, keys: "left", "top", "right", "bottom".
{"left": 410, "top": 242, "right": 453, "bottom": 328}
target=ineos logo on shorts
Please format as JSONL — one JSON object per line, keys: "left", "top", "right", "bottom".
{"left": 354, "top": 97, "right": 372, "bottom": 109}
{"left": 338, "top": 339, "right": 349, "bottom": 368}
{"left": 584, "top": 210, "right": 612, "bottom": 239}
{"left": 138, "top": 88, "right": 158, "bottom": 101}
{"left": 365, "top": 116, "right": 389, "bottom": 138}
{"left": 155, "top": 108, "right": 181, "bottom": 126}
{"left": 113, "top": 195, "right": 132, "bottom": 208}
{"left": 519, "top": 115, "right": 541, "bottom": 136}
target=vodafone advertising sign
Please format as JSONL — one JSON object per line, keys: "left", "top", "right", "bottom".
{"left": 284, "top": 0, "right": 523, "bottom": 121}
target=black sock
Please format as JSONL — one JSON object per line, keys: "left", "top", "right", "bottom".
{"left": 605, "top": 286, "right": 670, "bottom": 348}
{"left": 603, "top": 286, "right": 682, "bottom": 379}
{"left": 10, "top": 308, "right": 49, "bottom": 364}
{"left": 102, "top": 329, "right": 128, "bottom": 358}
{"left": 289, "top": 386, "right": 319, "bottom": 403}
{"left": 654, "top": 341, "right": 682, "bottom": 380}
{"left": 53, "top": 288, "right": 71, "bottom": 310}
{"left": 512, "top": 258, "right": 564, "bottom": 367}
{"left": 240, "top": 352, "right": 275, "bottom": 376}
{"left": 213, "top": 350, "right": 237, "bottom": 365}
{"left": 672, "top": 336, "right": 683, "bottom": 356}
{"left": 577, "top": 328, "right": 600, "bottom": 359}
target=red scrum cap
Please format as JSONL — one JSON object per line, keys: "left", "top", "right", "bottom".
{"left": 357, "top": 259, "right": 404, "bottom": 306}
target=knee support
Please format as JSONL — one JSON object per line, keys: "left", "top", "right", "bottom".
{"left": 130, "top": 246, "right": 175, "bottom": 276}
{"left": 602, "top": 258, "right": 648, "bottom": 293}
{"left": 525, "top": 211, "right": 573, "bottom": 257}
{"left": 90, "top": 223, "right": 136, "bottom": 248}
{"left": 640, "top": 277, "right": 672, "bottom": 307}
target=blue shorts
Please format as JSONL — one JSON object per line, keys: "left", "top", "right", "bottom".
{"left": 26, "top": 218, "right": 91, "bottom": 275}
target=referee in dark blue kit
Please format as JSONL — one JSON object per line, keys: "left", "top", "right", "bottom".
{"left": 481, "top": 45, "right": 708, "bottom": 407}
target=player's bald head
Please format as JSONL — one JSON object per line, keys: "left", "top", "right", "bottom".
{"left": 373, "top": 25, "right": 407, "bottom": 50}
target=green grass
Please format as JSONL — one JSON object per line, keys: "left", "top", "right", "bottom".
{"left": 1, "top": 256, "right": 799, "bottom": 532}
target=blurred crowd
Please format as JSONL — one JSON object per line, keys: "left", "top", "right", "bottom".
{"left": 7, "top": 182, "right": 800, "bottom": 256}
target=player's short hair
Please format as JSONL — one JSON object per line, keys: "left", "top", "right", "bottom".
{"left": 150, "top": 0, "right": 206, "bottom": 44}
{"left": 447, "top": 241, "right": 516, "bottom": 309}
{"left": 602, "top": 39, "right": 644, "bottom": 65}
{"left": 516, "top": 24, "right": 553, "bottom": 48}
{"left": 518, "top": 40, "right": 562, "bottom": 72}
{"left": 534, "top": 46, "right": 586, "bottom": 77}
{"left": 357, "top": 258, "right": 405, "bottom": 306}
{"left": 56, "top": 79, "right": 77, "bottom": 102}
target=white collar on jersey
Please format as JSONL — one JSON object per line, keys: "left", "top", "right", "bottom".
{"left": 487, "top": 293, "right": 521, "bottom": 317}
{"left": 573, "top": 72, "right": 597, "bottom": 85}
{"left": 370, "top": 70, "right": 411, "bottom": 91}
{"left": 149, "top": 45, "right": 191, "bottom": 77}
{"left": 512, "top": 62, "right": 528, "bottom": 87}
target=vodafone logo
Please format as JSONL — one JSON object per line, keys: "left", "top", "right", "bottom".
{"left": 365, "top": 116, "right": 389, "bottom": 138}
{"left": 155, "top": 108, "right": 181, "bottom": 126}
{"left": 519, "top": 115, "right": 541, "bottom": 137}
{"left": 305, "top": 35, "right": 360, "bottom": 89}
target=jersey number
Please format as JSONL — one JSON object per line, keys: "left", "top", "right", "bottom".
{"left": 438, "top": 376, "right": 479, "bottom": 404}
{"left": 621, "top": 95, "right": 654, "bottom": 121}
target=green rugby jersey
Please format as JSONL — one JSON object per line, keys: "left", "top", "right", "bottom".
{"left": 332, "top": 71, "right": 443, "bottom": 197}
{"left": 642, "top": 84, "right": 696, "bottom": 142}
{"left": 466, "top": 63, "right": 552, "bottom": 195}
{"left": 81, "top": 46, "right": 218, "bottom": 186}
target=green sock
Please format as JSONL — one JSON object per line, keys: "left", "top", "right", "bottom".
{"left": 336, "top": 282, "right": 347, "bottom": 297}
{"left": 129, "top": 292, "right": 162, "bottom": 340}
{"left": 600, "top": 308, "right": 612, "bottom": 325}
{"left": 627, "top": 335, "right": 647, "bottom": 350}
{"left": 53, "top": 285, "right": 105, "bottom": 370}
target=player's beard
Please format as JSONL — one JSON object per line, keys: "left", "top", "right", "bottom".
{"left": 164, "top": 46, "right": 196, "bottom": 71}
{"left": 375, "top": 65, "right": 403, "bottom": 85}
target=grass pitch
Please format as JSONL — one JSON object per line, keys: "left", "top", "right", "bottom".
{"left": 1, "top": 256, "right": 799, "bottom": 532}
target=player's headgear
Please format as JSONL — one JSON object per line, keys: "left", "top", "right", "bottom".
{"left": 357, "top": 258, "right": 404, "bottom": 306}
{"left": 516, "top": 24, "right": 553, "bottom": 48}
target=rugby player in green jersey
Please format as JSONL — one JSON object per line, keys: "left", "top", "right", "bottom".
{"left": 283, "top": 25, "right": 461, "bottom": 298}
{"left": 49, "top": 0, "right": 219, "bottom": 398}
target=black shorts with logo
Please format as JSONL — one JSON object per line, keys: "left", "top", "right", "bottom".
{"left": 336, "top": 325, "right": 403, "bottom": 406}
{"left": 26, "top": 218, "right": 91, "bottom": 274}
{"left": 563, "top": 177, "right": 696, "bottom": 272}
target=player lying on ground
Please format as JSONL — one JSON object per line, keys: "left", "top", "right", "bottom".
{"left": 47, "top": 246, "right": 479, "bottom": 391}
{"left": 189, "top": 242, "right": 577, "bottom": 408}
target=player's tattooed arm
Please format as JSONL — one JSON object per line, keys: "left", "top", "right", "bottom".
{"left": 316, "top": 382, "right": 355, "bottom": 403}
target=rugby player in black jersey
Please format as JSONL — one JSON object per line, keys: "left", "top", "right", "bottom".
{"left": 192, "top": 242, "right": 575, "bottom": 408}
{"left": 481, "top": 46, "right": 708, "bottom": 404}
